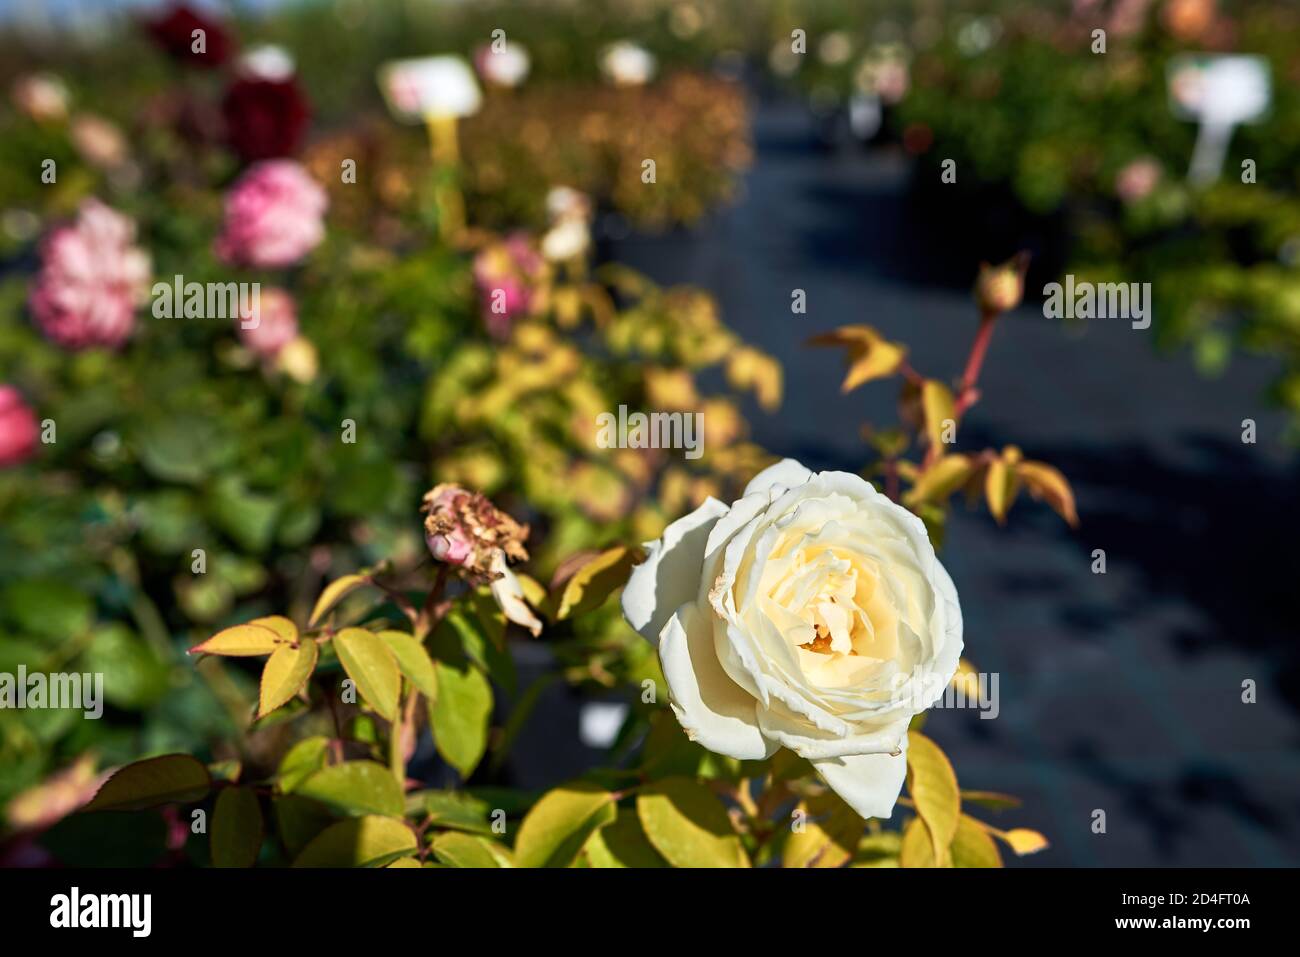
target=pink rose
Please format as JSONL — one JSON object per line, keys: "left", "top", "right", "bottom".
{"left": 28, "top": 199, "right": 151, "bottom": 350}
{"left": 214, "top": 160, "right": 327, "bottom": 268}
{"left": 1116, "top": 157, "right": 1162, "bottom": 204}
{"left": 473, "top": 233, "right": 543, "bottom": 340}
{"left": 237, "top": 286, "right": 298, "bottom": 357}
{"left": 0, "top": 386, "right": 39, "bottom": 467}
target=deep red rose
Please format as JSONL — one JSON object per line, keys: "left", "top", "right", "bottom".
{"left": 221, "top": 77, "right": 311, "bottom": 164}
{"left": 144, "top": 4, "right": 233, "bottom": 68}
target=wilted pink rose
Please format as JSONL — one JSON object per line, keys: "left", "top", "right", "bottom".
{"left": 1116, "top": 157, "right": 1163, "bottom": 204}
{"left": 214, "top": 160, "right": 327, "bottom": 268}
{"left": 237, "top": 286, "right": 299, "bottom": 357}
{"left": 28, "top": 199, "right": 151, "bottom": 350}
{"left": 473, "top": 233, "right": 543, "bottom": 339}
{"left": 0, "top": 386, "right": 39, "bottom": 467}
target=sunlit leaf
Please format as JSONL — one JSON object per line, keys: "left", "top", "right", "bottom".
{"left": 258, "top": 639, "right": 318, "bottom": 718}
{"left": 428, "top": 657, "right": 493, "bottom": 779}
{"left": 554, "top": 546, "right": 643, "bottom": 621}
{"left": 333, "top": 627, "right": 401, "bottom": 721}
{"left": 583, "top": 809, "right": 667, "bottom": 868}
{"left": 808, "top": 325, "right": 907, "bottom": 392}
{"left": 189, "top": 622, "right": 282, "bottom": 657}
{"left": 921, "top": 380, "right": 956, "bottom": 451}
{"left": 637, "top": 777, "right": 749, "bottom": 868}
{"left": 984, "top": 447, "right": 1022, "bottom": 525}
{"left": 515, "top": 781, "right": 618, "bottom": 868}
{"left": 293, "top": 816, "right": 417, "bottom": 868}
{"left": 278, "top": 736, "right": 331, "bottom": 793}
{"left": 308, "top": 574, "right": 373, "bottom": 628}
{"left": 783, "top": 791, "right": 865, "bottom": 868}
{"left": 904, "top": 454, "right": 974, "bottom": 507}
{"left": 378, "top": 630, "right": 438, "bottom": 700}
{"left": 429, "top": 832, "right": 514, "bottom": 868}
{"left": 905, "top": 730, "right": 959, "bottom": 864}
{"left": 296, "top": 761, "right": 404, "bottom": 818}
{"left": 1017, "top": 460, "right": 1079, "bottom": 527}
{"left": 951, "top": 813, "right": 1003, "bottom": 868}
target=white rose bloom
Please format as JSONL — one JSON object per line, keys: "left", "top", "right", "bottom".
{"left": 476, "top": 42, "right": 531, "bottom": 88}
{"left": 622, "top": 459, "right": 963, "bottom": 819}
{"left": 599, "top": 41, "right": 658, "bottom": 87}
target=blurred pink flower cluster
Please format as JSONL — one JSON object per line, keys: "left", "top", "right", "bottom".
{"left": 473, "top": 233, "right": 544, "bottom": 340}
{"left": 0, "top": 386, "right": 39, "bottom": 467}
{"left": 28, "top": 199, "right": 151, "bottom": 350}
{"left": 214, "top": 160, "right": 328, "bottom": 268}
{"left": 237, "top": 286, "right": 299, "bottom": 358}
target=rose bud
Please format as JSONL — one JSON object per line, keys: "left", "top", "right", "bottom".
{"left": 974, "top": 254, "right": 1028, "bottom": 315}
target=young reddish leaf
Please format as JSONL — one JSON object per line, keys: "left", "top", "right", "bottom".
{"left": 83, "top": 754, "right": 211, "bottom": 812}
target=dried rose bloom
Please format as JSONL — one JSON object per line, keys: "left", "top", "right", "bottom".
{"left": 421, "top": 484, "right": 540, "bottom": 635}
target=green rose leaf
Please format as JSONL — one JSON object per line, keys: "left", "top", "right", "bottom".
{"left": 333, "top": 627, "right": 401, "bottom": 721}
{"left": 427, "top": 626, "right": 493, "bottom": 779}
{"left": 277, "top": 736, "right": 331, "bottom": 793}
{"left": 905, "top": 730, "right": 960, "bottom": 864}
{"left": 514, "top": 781, "right": 617, "bottom": 868}
{"left": 293, "top": 816, "right": 417, "bottom": 868}
{"left": 211, "top": 786, "right": 263, "bottom": 868}
{"left": 83, "top": 754, "right": 212, "bottom": 812}
{"left": 259, "top": 639, "right": 319, "bottom": 718}
{"left": 950, "top": 813, "right": 1003, "bottom": 868}
{"left": 583, "top": 809, "right": 666, "bottom": 868}
{"left": 407, "top": 790, "right": 494, "bottom": 835}
{"left": 636, "top": 777, "right": 749, "bottom": 868}
{"left": 782, "top": 791, "right": 865, "bottom": 868}
{"left": 308, "top": 574, "right": 374, "bottom": 628}
{"left": 296, "top": 760, "right": 405, "bottom": 817}
{"left": 429, "top": 832, "right": 515, "bottom": 868}
{"left": 189, "top": 621, "right": 282, "bottom": 657}
{"left": 378, "top": 630, "right": 438, "bottom": 700}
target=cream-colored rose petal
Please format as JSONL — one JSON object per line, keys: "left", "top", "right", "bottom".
{"left": 622, "top": 497, "right": 729, "bottom": 645}
{"left": 660, "top": 603, "right": 774, "bottom": 761}
{"left": 743, "top": 458, "right": 813, "bottom": 498}
{"left": 488, "top": 552, "right": 543, "bottom": 637}
{"left": 812, "top": 746, "right": 909, "bottom": 820}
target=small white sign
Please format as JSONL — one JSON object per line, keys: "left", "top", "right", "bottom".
{"left": 377, "top": 56, "right": 482, "bottom": 123}
{"left": 1167, "top": 54, "right": 1270, "bottom": 184}
{"left": 579, "top": 701, "right": 628, "bottom": 749}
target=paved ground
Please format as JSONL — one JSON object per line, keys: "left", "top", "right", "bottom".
{"left": 602, "top": 97, "right": 1300, "bottom": 867}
